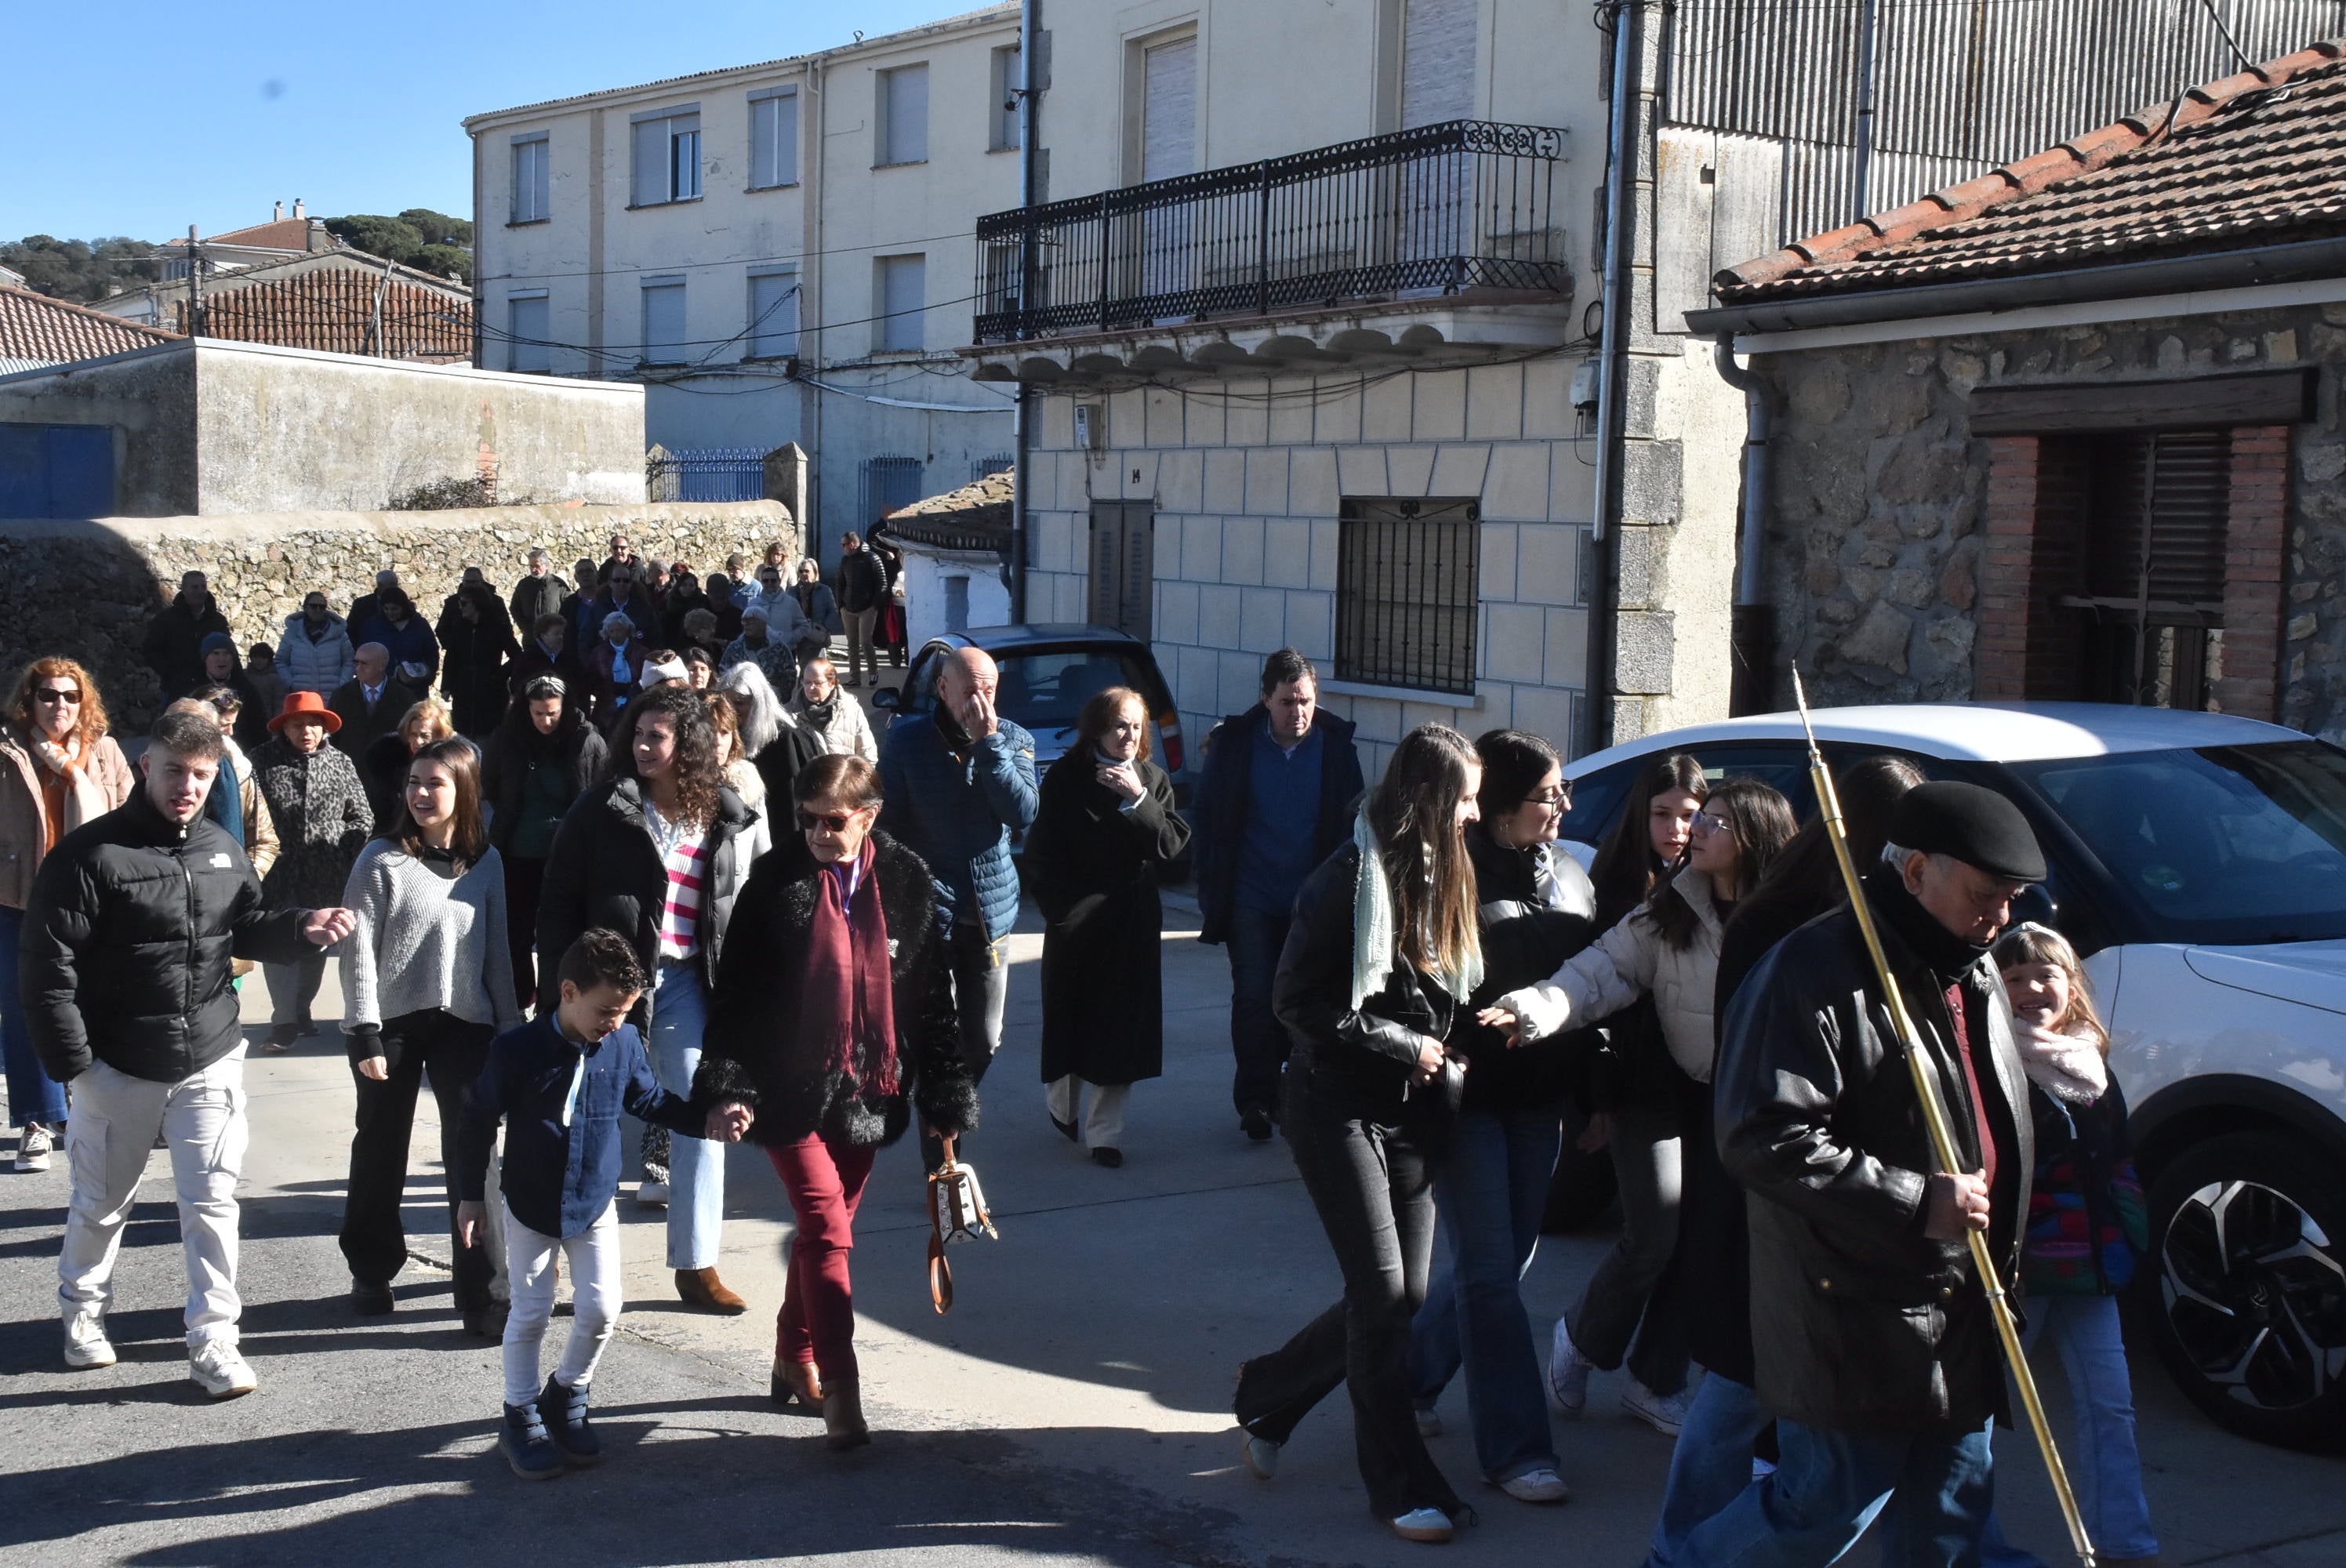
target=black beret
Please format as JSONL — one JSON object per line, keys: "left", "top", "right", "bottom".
{"left": 1886, "top": 781, "right": 2046, "bottom": 884}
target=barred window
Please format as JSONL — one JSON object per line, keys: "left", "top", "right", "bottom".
{"left": 1335, "top": 496, "right": 1480, "bottom": 695}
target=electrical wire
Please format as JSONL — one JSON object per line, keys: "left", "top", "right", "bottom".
{"left": 474, "top": 224, "right": 982, "bottom": 287}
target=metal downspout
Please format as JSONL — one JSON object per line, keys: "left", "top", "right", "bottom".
{"left": 1712, "top": 332, "right": 1774, "bottom": 713}
{"left": 1580, "top": 0, "right": 1640, "bottom": 757}
{"left": 1011, "top": 0, "right": 1041, "bottom": 622}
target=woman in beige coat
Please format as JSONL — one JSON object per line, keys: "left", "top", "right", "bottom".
{"left": 1, "top": 658, "right": 136, "bottom": 1171}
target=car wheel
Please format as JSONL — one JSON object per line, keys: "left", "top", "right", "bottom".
{"left": 2144, "top": 1131, "right": 2346, "bottom": 1450}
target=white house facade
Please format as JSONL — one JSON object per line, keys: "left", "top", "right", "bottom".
{"left": 463, "top": 5, "right": 1022, "bottom": 540}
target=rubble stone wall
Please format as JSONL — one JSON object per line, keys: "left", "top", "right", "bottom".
{"left": 0, "top": 499, "right": 795, "bottom": 728}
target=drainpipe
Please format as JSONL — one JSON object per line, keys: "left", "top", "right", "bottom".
{"left": 1011, "top": 0, "right": 1041, "bottom": 622}
{"left": 1853, "top": 0, "right": 1879, "bottom": 220}
{"left": 1580, "top": 0, "right": 1640, "bottom": 757}
{"left": 1712, "top": 332, "right": 1774, "bottom": 714}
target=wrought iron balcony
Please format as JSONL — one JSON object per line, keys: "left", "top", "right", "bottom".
{"left": 973, "top": 120, "right": 1569, "bottom": 345}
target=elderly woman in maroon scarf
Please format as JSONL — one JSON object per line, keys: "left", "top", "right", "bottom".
{"left": 695, "top": 753, "right": 975, "bottom": 1450}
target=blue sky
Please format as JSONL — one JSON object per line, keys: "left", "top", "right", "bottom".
{"left": 5, "top": 0, "right": 967, "bottom": 241}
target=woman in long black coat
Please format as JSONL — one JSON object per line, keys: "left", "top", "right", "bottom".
{"left": 438, "top": 580, "right": 520, "bottom": 738}
{"left": 1021, "top": 686, "right": 1190, "bottom": 1167}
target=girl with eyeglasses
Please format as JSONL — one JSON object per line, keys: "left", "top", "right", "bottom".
{"left": 0, "top": 660, "right": 135, "bottom": 1172}
{"left": 697, "top": 753, "right": 975, "bottom": 1450}
{"left": 481, "top": 676, "right": 608, "bottom": 1011}
{"left": 1484, "top": 775, "right": 1797, "bottom": 1440}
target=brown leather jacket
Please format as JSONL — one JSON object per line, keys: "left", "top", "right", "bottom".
{"left": 0, "top": 724, "right": 135, "bottom": 910}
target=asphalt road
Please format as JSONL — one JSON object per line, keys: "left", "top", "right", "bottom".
{"left": 5, "top": 891, "right": 2341, "bottom": 1567}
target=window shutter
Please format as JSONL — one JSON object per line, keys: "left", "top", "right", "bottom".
{"left": 511, "top": 138, "right": 549, "bottom": 223}
{"left": 1142, "top": 38, "right": 1197, "bottom": 181}
{"left": 1401, "top": 0, "right": 1479, "bottom": 129}
{"left": 632, "top": 118, "right": 666, "bottom": 205}
{"left": 749, "top": 272, "right": 798, "bottom": 358}
{"left": 509, "top": 296, "right": 550, "bottom": 372}
{"left": 878, "top": 255, "right": 926, "bottom": 351}
{"left": 641, "top": 280, "right": 686, "bottom": 363}
{"left": 750, "top": 91, "right": 797, "bottom": 187}
{"left": 2082, "top": 430, "right": 2231, "bottom": 608}
{"left": 883, "top": 64, "right": 929, "bottom": 164}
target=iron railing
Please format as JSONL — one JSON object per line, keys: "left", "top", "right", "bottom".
{"left": 973, "top": 119, "right": 1568, "bottom": 343}
{"left": 646, "top": 446, "right": 767, "bottom": 503}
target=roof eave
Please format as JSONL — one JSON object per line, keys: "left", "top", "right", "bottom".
{"left": 1687, "top": 234, "right": 2346, "bottom": 339}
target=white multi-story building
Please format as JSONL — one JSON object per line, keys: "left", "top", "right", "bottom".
{"left": 463, "top": 5, "right": 1022, "bottom": 539}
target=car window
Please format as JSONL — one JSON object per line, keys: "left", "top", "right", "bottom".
{"left": 1558, "top": 742, "right": 1812, "bottom": 851}
{"left": 991, "top": 648, "right": 1164, "bottom": 739}
{"left": 899, "top": 642, "right": 951, "bottom": 713}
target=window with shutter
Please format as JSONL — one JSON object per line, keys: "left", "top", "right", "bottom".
{"left": 641, "top": 279, "right": 687, "bottom": 365}
{"left": 630, "top": 107, "right": 700, "bottom": 204}
{"left": 750, "top": 89, "right": 797, "bottom": 188}
{"left": 1141, "top": 38, "right": 1197, "bottom": 182}
{"left": 747, "top": 271, "right": 797, "bottom": 359}
{"left": 990, "top": 46, "right": 1022, "bottom": 152}
{"left": 510, "top": 136, "right": 550, "bottom": 223}
{"left": 878, "top": 64, "right": 929, "bottom": 166}
{"left": 1400, "top": 0, "right": 1478, "bottom": 128}
{"left": 876, "top": 254, "right": 926, "bottom": 351}
{"left": 508, "top": 295, "right": 550, "bottom": 373}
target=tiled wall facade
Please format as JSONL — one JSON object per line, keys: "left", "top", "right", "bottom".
{"left": 1023, "top": 356, "right": 1597, "bottom": 780}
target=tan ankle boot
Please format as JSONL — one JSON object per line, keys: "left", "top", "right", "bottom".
{"left": 772, "top": 1356, "right": 825, "bottom": 1412}
{"left": 675, "top": 1267, "right": 747, "bottom": 1314}
{"left": 823, "top": 1376, "right": 870, "bottom": 1450}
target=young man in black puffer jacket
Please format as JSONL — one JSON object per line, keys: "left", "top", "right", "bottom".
{"left": 25, "top": 710, "right": 354, "bottom": 1399}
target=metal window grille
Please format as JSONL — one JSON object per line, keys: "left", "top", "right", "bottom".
{"left": 971, "top": 452, "right": 1015, "bottom": 482}
{"left": 1335, "top": 497, "right": 1480, "bottom": 695}
{"left": 647, "top": 446, "right": 767, "bottom": 503}
{"left": 859, "top": 456, "right": 926, "bottom": 528}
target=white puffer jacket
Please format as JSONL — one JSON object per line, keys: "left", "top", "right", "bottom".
{"left": 275, "top": 612, "right": 355, "bottom": 697}
{"left": 1495, "top": 865, "right": 1728, "bottom": 1082}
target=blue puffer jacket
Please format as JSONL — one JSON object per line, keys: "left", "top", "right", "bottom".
{"left": 879, "top": 711, "right": 1039, "bottom": 942}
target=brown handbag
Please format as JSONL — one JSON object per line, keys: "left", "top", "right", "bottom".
{"left": 926, "top": 1134, "right": 997, "bottom": 1313}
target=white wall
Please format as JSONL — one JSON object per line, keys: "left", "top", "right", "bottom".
{"left": 899, "top": 540, "right": 1012, "bottom": 648}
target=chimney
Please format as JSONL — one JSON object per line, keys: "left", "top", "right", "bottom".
{"left": 293, "top": 198, "right": 306, "bottom": 220}
{"left": 274, "top": 201, "right": 285, "bottom": 222}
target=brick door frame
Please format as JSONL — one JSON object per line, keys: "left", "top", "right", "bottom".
{"left": 1971, "top": 425, "right": 2289, "bottom": 721}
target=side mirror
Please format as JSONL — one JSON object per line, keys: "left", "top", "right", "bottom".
{"left": 870, "top": 687, "right": 901, "bottom": 711}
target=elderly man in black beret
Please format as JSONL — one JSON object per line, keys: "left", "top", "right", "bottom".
{"left": 1674, "top": 782, "right": 2043, "bottom": 1568}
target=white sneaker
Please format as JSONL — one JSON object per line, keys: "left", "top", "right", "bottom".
{"left": 1389, "top": 1508, "right": 1455, "bottom": 1544}
{"left": 64, "top": 1314, "right": 116, "bottom": 1370}
{"left": 1751, "top": 1456, "right": 1778, "bottom": 1482}
{"left": 1500, "top": 1466, "right": 1571, "bottom": 1504}
{"left": 1545, "top": 1319, "right": 1591, "bottom": 1416}
{"left": 15, "top": 1122, "right": 53, "bottom": 1172}
{"left": 190, "top": 1341, "right": 258, "bottom": 1399}
{"left": 1414, "top": 1404, "right": 1443, "bottom": 1439}
{"left": 1240, "top": 1428, "right": 1280, "bottom": 1480}
{"left": 1622, "top": 1379, "right": 1691, "bottom": 1437}
{"left": 637, "top": 1178, "right": 670, "bottom": 1207}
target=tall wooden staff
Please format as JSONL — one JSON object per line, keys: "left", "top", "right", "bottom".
{"left": 1792, "top": 670, "right": 2096, "bottom": 1567}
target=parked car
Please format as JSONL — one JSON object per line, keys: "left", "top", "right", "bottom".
{"left": 873, "top": 627, "right": 1194, "bottom": 880}
{"left": 1557, "top": 701, "right": 2346, "bottom": 1450}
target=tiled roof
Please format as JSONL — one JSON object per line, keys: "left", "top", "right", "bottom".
{"left": 161, "top": 218, "right": 322, "bottom": 253}
{"left": 175, "top": 268, "right": 473, "bottom": 361}
{"left": 0, "top": 284, "right": 179, "bottom": 368}
{"left": 1717, "top": 38, "right": 2346, "bottom": 303}
{"left": 883, "top": 468, "right": 1012, "bottom": 550}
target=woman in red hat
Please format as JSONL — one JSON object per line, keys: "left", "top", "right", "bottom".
{"left": 249, "top": 692, "right": 374, "bottom": 1051}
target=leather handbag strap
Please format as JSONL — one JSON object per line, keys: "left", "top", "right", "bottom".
{"left": 928, "top": 1134, "right": 957, "bottom": 1315}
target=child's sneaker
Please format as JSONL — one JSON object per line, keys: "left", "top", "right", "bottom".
{"left": 539, "top": 1374, "right": 601, "bottom": 1466}
{"left": 500, "top": 1401, "right": 564, "bottom": 1479}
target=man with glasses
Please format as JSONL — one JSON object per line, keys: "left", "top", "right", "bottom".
{"left": 580, "top": 562, "right": 658, "bottom": 648}
{"left": 143, "top": 571, "right": 231, "bottom": 702}
{"left": 274, "top": 593, "right": 351, "bottom": 699}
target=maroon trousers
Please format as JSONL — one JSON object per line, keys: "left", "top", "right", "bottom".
{"left": 765, "top": 1134, "right": 878, "bottom": 1377}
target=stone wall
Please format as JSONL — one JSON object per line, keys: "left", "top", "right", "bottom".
{"left": 0, "top": 499, "right": 795, "bottom": 728}
{"left": 1751, "top": 301, "right": 2346, "bottom": 741}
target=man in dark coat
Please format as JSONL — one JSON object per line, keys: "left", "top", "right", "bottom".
{"left": 834, "top": 533, "right": 888, "bottom": 688}
{"left": 26, "top": 709, "right": 353, "bottom": 1397}
{"left": 1190, "top": 648, "right": 1364, "bottom": 1141}
{"left": 347, "top": 569, "right": 398, "bottom": 648}
{"left": 509, "top": 549, "right": 568, "bottom": 635}
{"left": 1678, "top": 782, "right": 2041, "bottom": 1568}
{"left": 329, "top": 644, "right": 423, "bottom": 764}
{"left": 142, "top": 571, "right": 231, "bottom": 702}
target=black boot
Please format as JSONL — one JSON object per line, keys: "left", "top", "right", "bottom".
{"left": 500, "top": 1401, "right": 563, "bottom": 1479}
{"left": 540, "top": 1374, "right": 601, "bottom": 1466}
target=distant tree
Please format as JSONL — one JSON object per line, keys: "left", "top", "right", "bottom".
{"left": 412, "top": 243, "right": 474, "bottom": 284}
{"left": 322, "top": 214, "right": 426, "bottom": 265}
{"left": 398, "top": 208, "right": 474, "bottom": 248}
{"left": 0, "top": 236, "right": 160, "bottom": 303}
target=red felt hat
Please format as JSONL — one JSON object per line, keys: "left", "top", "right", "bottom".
{"left": 268, "top": 689, "right": 343, "bottom": 735}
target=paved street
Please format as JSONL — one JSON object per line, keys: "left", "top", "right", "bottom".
{"left": 4, "top": 891, "right": 2341, "bottom": 1567}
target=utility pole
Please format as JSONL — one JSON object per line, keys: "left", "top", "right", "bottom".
{"left": 186, "top": 225, "right": 203, "bottom": 336}
{"left": 1010, "top": 0, "right": 1043, "bottom": 623}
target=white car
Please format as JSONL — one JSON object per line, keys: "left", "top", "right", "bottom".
{"left": 1556, "top": 702, "right": 2346, "bottom": 1449}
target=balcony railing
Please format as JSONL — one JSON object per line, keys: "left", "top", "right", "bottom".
{"left": 973, "top": 119, "right": 1569, "bottom": 344}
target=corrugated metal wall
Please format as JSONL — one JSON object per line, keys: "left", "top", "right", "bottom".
{"left": 1666, "top": 0, "right": 2346, "bottom": 244}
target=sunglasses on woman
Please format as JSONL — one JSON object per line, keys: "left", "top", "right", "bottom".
{"left": 798, "top": 808, "right": 866, "bottom": 833}
{"left": 34, "top": 688, "right": 80, "bottom": 706}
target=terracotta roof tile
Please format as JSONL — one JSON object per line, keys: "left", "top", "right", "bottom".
{"left": 0, "top": 285, "right": 180, "bottom": 369}
{"left": 176, "top": 269, "right": 472, "bottom": 361}
{"left": 1718, "top": 37, "right": 2346, "bottom": 303}
{"left": 162, "top": 218, "right": 322, "bottom": 252}
{"left": 882, "top": 469, "right": 1013, "bottom": 550}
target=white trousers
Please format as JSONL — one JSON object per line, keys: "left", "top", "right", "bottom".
{"left": 1047, "top": 1075, "right": 1130, "bottom": 1149}
{"left": 59, "top": 1049, "right": 249, "bottom": 1348}
{"left": 503, "top": 1196, "right": 623, "bottom": 1408}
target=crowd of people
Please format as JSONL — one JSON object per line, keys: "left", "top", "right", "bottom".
{"left": 7, "top": 578, "right": 2161, "bottom": 1561}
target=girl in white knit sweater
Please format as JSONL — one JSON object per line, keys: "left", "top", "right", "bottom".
{"left": 337, "top": 737, "right": 523, "bottom": 1334}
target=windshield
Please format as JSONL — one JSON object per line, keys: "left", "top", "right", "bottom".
{"left": 988, "top": 648, "right": 1164, "bottom": 739}
{"left": 2010, "top": 740, "right": 2346, "bottom": 946}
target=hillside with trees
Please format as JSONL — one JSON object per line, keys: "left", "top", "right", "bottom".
{"left": 322, "top": 209, "right": 474, "bottom": 282}
{"left": 1, "top": 237, "right": 158, "bottom": 303}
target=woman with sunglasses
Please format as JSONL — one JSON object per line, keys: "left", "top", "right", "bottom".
{"left": 338, "top": 739, "right": 523, "bottom": 1330}
{"left": 0, "top": 659, "right": 135, "bottom": 1172}
{"left": 536, "top": 683, "right": 771, "bottom": 1314}
{"left": 1405, "top": 729, "right": 1601, "bottom": 1504}
{"left": 697, "top": 753, "right": 974, "bottom": 1450}
{"left": 1484, "top": 775, "right": 1798, "bottom": 1438}
{"left": 481, "top": 675, "right": 607, "bottom": 1012}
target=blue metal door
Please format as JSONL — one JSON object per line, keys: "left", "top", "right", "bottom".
{"left": 0, "top": 423, "right": 114, "bottom": 519}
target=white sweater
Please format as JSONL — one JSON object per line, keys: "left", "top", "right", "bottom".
{"left": 340, "top": 840, "right": 523, "bottom": 1037}
{"left": 1496, "top": 865, "right": 1728, "bottom": 1081}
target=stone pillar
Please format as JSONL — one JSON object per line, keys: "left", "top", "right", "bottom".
{"left": 764, "top": 443, "right": 808, "bottom": 553}
{"left": 2217, "top": 424, "right": 2290, "bottom": 721}
{"left": 645, "top": 445, "right": 672, "bottom": 503}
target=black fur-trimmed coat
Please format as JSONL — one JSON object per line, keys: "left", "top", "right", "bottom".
{"left": 694, "top": 829, "right": 977, "bottom": 1149}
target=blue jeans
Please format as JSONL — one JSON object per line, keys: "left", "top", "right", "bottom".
{"left": 1407, "top": 1102, "right": 1563, "bottom": 1482}
{"left": 1981, "top": 1295, "right": 2159, "bottom": 1565}
{"left": 1644, "top": 1374, "right": 1770, "bottom": 1566}
{"left": 1674, "top": 1417, "right": 1994, "bottom": 1568}
{"left": 1226, "top": 904, "right": 1291, "bottom": 1116}
{"left": 0, "top": 905, "right": 68, "bottom": 1129}
{"left": 648, "top": 962, "right": 723, "bottom": 1271}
